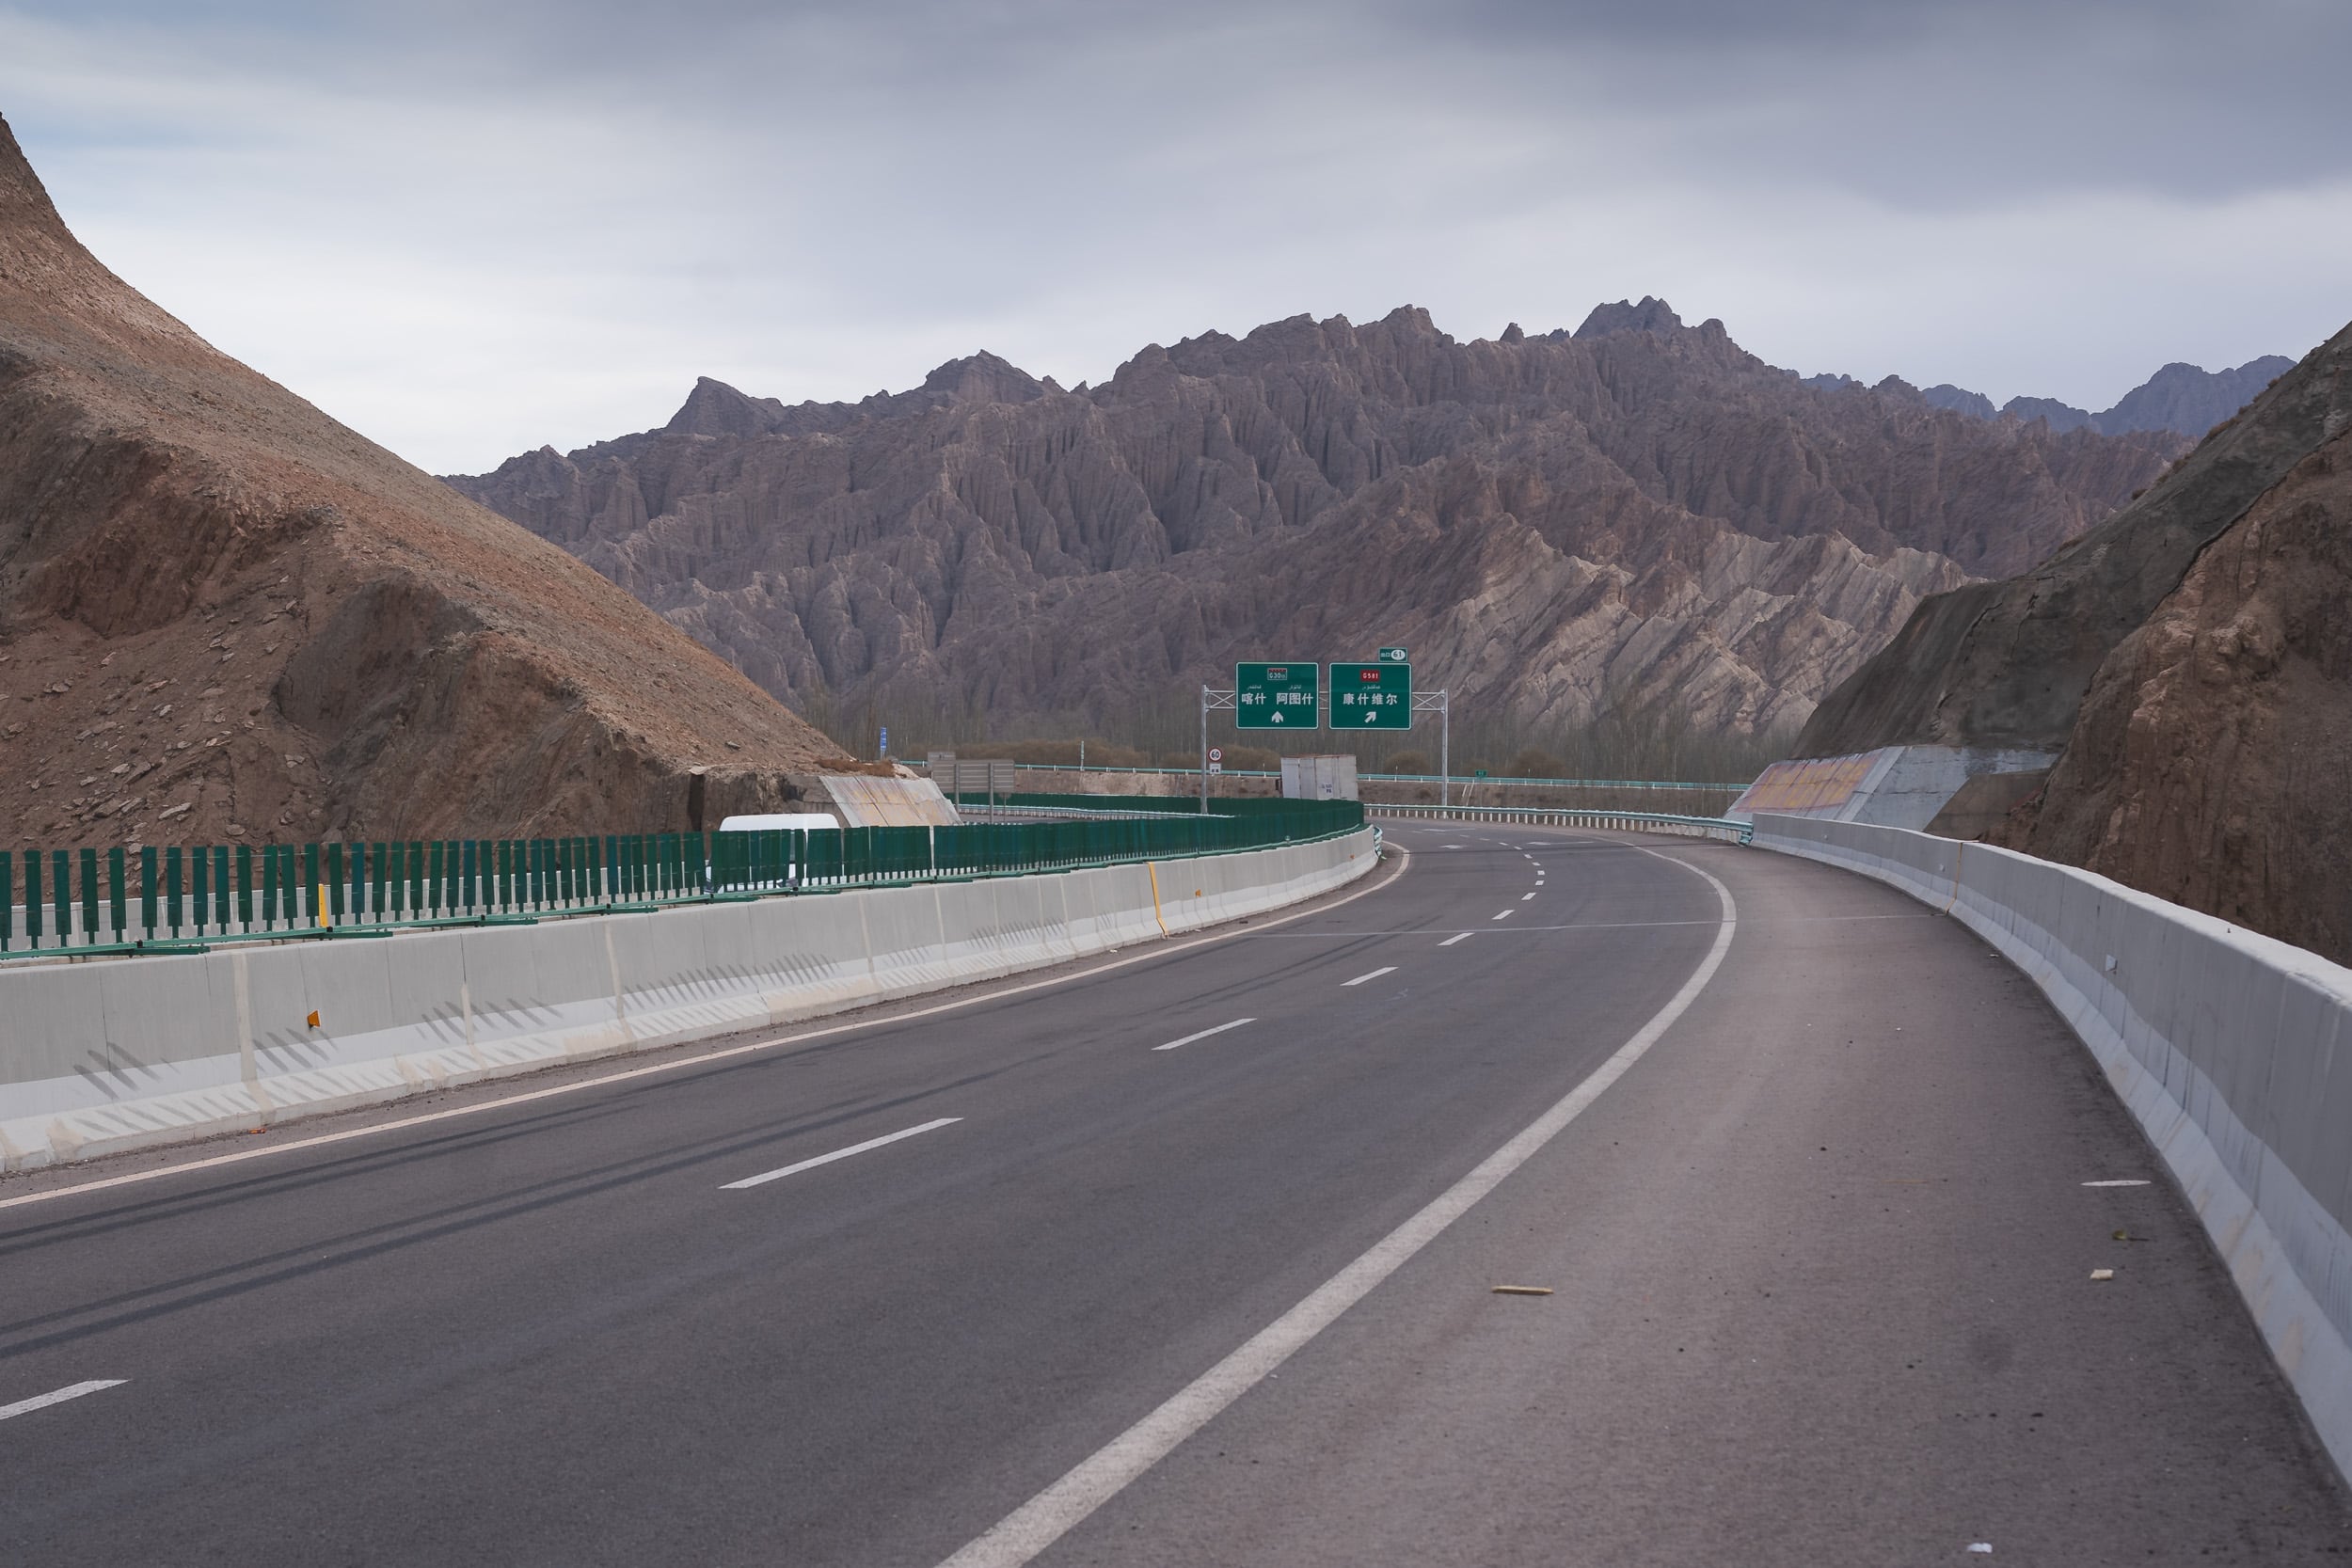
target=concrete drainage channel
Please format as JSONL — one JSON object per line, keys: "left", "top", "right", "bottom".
{"left": 0, "top": 830, "right": 1378, "bottom": 1173}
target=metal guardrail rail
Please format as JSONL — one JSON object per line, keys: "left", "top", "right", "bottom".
{"left": 922, "top": 760, "right": 1751, "bottom": 791}
{"left": 1368, "top": 802, "right": 1754, "bottom": 845}
{"left": 945, "top": 802, "right": 1201, "bottom": 822}
{"left": 0, "top": 798, "right": 1366, "bottom": 961}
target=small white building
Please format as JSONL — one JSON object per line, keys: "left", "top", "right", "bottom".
{"left": 1280, "top": 754, "right": 1359, "bottom": 801}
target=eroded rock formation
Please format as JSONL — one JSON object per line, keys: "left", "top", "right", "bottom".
{"left": 450, "top": 298, "right": 2184, "bottom": 740}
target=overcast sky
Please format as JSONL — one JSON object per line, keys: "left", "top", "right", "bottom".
{"left": 4, "top": 0, "right": 2346, "bottom": 473}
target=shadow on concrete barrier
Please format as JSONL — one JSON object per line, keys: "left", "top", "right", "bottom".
{"left": 1752, "top": 813, "right": 2352, "bottom": 1484}
{"left": 0, "top": 831, "right": 1378, "bottom": 1172}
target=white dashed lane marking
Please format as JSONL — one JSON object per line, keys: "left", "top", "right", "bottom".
{"left": 722, "top": 1118, "right": 961, "bottom": 1190}
{"left": 1153, "top": 1019, "right": 1256, "bottom": 1053}
{"left": 0, "top": 1381, "right": 127, "bottom": 1423}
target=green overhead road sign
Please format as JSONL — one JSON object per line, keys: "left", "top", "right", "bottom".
{"left": 1331, "top": 660, "right": 1412, "bottom": 728}
{"left": 1235, "top": 662, "right": 1319, "bottom": 729}
{"left": 1377, "top": 646, "right": 1408, "bottom": 662}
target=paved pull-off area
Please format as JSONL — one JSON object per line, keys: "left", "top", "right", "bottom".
{"left": 2, "top": 829, "right": 2347, "bottom": 1564}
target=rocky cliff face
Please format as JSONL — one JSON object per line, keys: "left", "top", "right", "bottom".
{"left": 449, "top": 298, "right": 2181, "bottom": 741}
{"left": 0, "top": 112, "right": 838, "bottom": 848}
{"left": 1799, "top": 321, "right": 2352, "bottom": 964}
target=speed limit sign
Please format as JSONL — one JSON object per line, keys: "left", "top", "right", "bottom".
{"left": 1208, "top": 747, "right": 1223, "bottom": 762}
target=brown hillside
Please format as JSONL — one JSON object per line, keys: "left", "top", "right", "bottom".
{"left": 2000, "top": 365, "right": 2352, "bottom": 963}
{"left": 0, "top": 111, "right": 836, "bottom": 847}
{"left": 1796, "top": 319, "right": 2352, "bottom": 964}
{"left": 1796, "top": 329, "right": 2342, "bottom": 759}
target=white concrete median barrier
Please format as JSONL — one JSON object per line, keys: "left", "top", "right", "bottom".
{"left": 0, "top": 830, "right": 1377, "bottom": 1172}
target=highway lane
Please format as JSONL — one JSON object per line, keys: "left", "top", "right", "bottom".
{"left": 1033, "top": 827, "right": 2352, "bottom": 1565}
{"left": 2, "top": 825, "right": 2347, "bottom": 1563}
{"left": 0, "top": 826, "right": 1719, "bottom": 1564}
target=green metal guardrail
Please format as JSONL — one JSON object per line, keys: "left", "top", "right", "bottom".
{"left": 1367, "top": 801, "right": 1753, "bottom": 845}
{"left": 0, "top": 798, "right": 1367, "bottom": 959}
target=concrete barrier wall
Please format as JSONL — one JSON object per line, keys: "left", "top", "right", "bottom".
{"left": 0, "top": 831, "right": 1377, "bottom": 1171}
{"left": 1752, "top": 814, "right": 2352, "bottom": 1481}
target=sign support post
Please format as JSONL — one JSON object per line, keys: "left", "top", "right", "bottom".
{"left": 1412, "top": 689, "right": 1451, "bottom": 806}
{"left": 1200, "top": 686, "right": 1236, "bottom": 813}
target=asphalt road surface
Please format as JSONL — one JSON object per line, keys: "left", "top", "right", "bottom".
{"left": 3, "top": 826, "right": 2348, "bottom": 1565}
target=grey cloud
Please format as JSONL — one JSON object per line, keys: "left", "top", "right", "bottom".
{"left": 2, "top": 0, "right": 2343, "bottom": 469}
{"left": 47, "top": 3, "right": 2352, "bottom": 211}
{"left": 1398, "top": 0, "right": 2352, "bottom": 206}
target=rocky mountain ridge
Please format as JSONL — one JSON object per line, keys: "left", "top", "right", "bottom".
{"left": 449, "top": 297, "right": 2185, "bottom": 744}
{"left": 1875, "top": 356, "right": 2296, "bottom": 437}
{"left": 0, "top": 111, "right": 838, "bottom": 849}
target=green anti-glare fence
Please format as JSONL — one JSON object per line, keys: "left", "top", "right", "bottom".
{"left": 0, "top": 798, "right": 1366, "bottom": 958}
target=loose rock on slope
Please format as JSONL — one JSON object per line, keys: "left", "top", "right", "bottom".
{"left": 0, "top": 111, "right": 838, "bottom": 847}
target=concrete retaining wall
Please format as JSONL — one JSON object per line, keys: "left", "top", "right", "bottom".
{"left": 0, "top": 831, "right": 1377, "bottom": 1172}
{"left": 1752, "top": 814, "right": 2352, "bottom": 1481}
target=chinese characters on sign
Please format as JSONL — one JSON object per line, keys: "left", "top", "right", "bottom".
{"left": 1327, "top": 661, "right": 1413, "bottom": 729}
{"left": 1234, "top": 662, "right": 1321, "bottom": 729}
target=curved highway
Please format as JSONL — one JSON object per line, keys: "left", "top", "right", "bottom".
{"left": 1, "top": 826, "right": 2346, "bottom": 1563}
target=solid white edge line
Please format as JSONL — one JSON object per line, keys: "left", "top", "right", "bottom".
{"left": 1341, "top": 967, "right": 1397, "bottom": 988}
{"left": 2083, "top": 1179, "right": 2152, "bottom": 1187}
{"left": 933, "top": 855, "right": 1739, "bottom": 1568}
{"left": 1438, "top": 933, "right": 1470, "bottom": 947}
{"left": 0, "top": 843, "right": 1414, "bottom": 1213}
{"left": 721, "top": 1117, "right": 961, "bottom": 1190}
{"left": 1152, "top": 1019, "right": 1256, "bottom": 1053}
{"left": 0, "top": 1379, "right": 128, "bottom": 1422}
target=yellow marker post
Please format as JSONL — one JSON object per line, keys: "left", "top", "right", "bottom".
{"left": 1146, "top": 863, "right": 1168, "bottom": 936}
{"left": 315, "top": 884, "right": 331, "bottom": 929}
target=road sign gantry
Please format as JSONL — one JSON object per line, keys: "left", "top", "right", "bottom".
{"left": 1206, "top": 656, "right": 1452, "bottom": 805}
